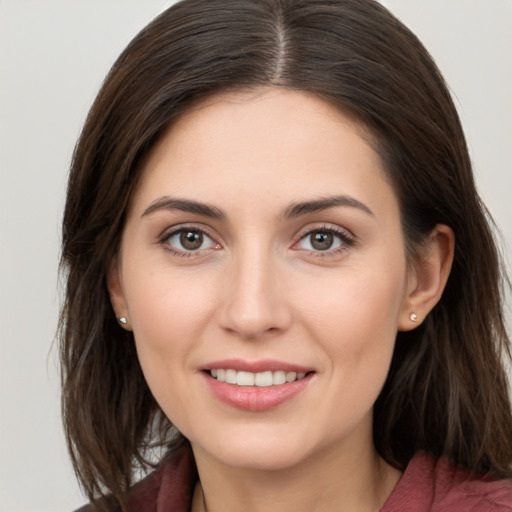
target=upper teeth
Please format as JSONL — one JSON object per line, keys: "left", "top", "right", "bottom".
{"left": 210, "top": 369, "right": 307, "bottom": 387}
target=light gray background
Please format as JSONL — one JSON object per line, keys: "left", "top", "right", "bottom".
{"left": 0, "top": 1, "right": 510, "bottom": 510}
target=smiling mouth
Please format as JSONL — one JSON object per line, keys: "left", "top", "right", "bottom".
{"left": 208, "top": 369, "right": 309, "bottom": 387}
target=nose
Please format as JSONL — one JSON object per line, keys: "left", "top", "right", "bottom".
{"left": 218, "top": 248, "right": 292, "bottom": 340}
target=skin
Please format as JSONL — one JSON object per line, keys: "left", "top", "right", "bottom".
{"left": 109, "top": 89, "right": 454, "bottom": 512}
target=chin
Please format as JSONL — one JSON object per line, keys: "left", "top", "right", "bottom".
{"left": 208, "top": 444, "right": 309, "bottom": 471}
{"left": 188, "top": 427, "right": 305, "bottom": 470}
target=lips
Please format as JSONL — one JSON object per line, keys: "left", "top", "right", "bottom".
{"left": 201, "top": 359, "right": 315, "bottom": 411}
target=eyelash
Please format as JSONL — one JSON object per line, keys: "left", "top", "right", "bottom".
{"left": 293, "top": 225, "right": 356, "bottom": 258}
{"left": 158, "top": 224, "right": 356, "bottom": 258}
{"left": 158, "top": 225, "right": 220, "bottom": 258}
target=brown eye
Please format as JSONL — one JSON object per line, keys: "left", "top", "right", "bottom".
{"left": 310, "top": 231, "right": 334, "bottom": 250}
{"left": 164, "top": 228, "right": 218, "bottom": 253}
{"left": 296, "top": 228, "right": 350, "bottom": 254}
{"left": 180, "top": 230, "right": 203, "bottom": 250}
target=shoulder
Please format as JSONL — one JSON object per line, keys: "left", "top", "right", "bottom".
{"left": 382, "top": 452, "right": 512, "bottom": 512}
{"left": 73, "top": 446, "right": 197, "bottom": 512}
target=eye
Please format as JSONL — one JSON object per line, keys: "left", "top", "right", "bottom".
{"left": 163, "top": 228, "right": 219, "bottom": 254}
{"left": 296, "top": 227, "right": 353, "bottom": 253}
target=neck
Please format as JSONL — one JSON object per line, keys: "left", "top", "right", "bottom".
{"left": 191, "top": 436, "right": 401, "bottom": 512}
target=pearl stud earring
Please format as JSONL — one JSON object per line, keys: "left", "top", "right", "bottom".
{"left": 119, "top": 317, "right": 128, "bottom": 325}
{"left": 409, "top": 313, "right": 418, "bottom": 322}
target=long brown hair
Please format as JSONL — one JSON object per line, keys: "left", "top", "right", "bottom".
{"left": 59, "top": 0, "right": 512, "bottom": 508}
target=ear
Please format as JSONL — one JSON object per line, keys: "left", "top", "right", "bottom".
{"left": 398, "top": 224, "right": 454, "bottom": 331}
{"left": 107, "top": 259, "right": 132, "bottom": 331}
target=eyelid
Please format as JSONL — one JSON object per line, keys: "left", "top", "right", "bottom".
{"left": 294, "top": 222, "right": 355, "bottom": 241}
{"left": 158, "top": 223, "right": 222, "bottom": 255}
{"left": 156, "top": 222, "right": 355, "bottom": 258}
{"left": 292, "top": 224, "right": 356, "bottom": 255}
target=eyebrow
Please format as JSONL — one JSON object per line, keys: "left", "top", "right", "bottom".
{"left": 142, "top": 197, "right": 226, "bottom": 220}
{"left": 282, "top": 195, "right": 374, "bottom": 219}
{"left": 141, "top": 194, "right": 374, "bottom": 221}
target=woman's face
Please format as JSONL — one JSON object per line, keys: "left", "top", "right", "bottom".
{"left": 111, "top": 89, "right": 416, "bottom": 471}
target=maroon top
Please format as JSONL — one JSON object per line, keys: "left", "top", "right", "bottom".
{"left": 380, "top": 453, "right": 512, "bottom": 512}
{"left": 79, "top": 449, "right": 512, "bottom": 511}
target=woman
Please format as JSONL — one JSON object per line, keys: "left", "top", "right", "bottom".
{"left": 60, "top": 0, "right": 512, "bottom": 510}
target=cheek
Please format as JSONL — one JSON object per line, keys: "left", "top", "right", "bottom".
{"left": 123, "top": 270, "right": 219, "bottom": 428}
{"left": 125, "top": 256, "right": 214, "bottom": 334}
{"left": 122, "top": 263, "right": 217, "bottom": 382}
{"left": 301, "top": 258, "right": 405, "bottom": 326}
{"left": 297, "top": 262, "right": 406, "bottom": 385}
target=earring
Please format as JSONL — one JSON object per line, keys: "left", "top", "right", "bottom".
{"left": 119, "top": 317, "right": 128, "bottom": 325}
{"left": 409, "top": 313, "right": 418, "bottom": 322}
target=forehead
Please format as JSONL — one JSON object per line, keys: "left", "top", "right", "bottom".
{"left": 155, "top": 88, "right": 375, "bottom": 163}
{"left": 130, "top": 88, "right": 396, "bottom": 219}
